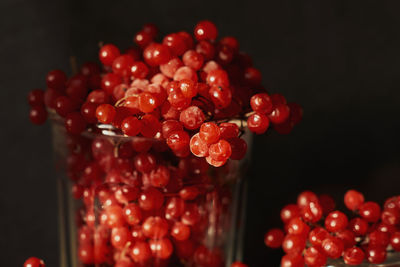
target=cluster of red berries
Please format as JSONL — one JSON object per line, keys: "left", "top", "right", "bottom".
{"left": 264, "top": 190, "right": 400, "bottom": 266}
{"left": 27, "top": 20, "right": 302, "bottom": 167}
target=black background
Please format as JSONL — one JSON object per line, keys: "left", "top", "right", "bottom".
{"left": 1, "top": 0, "right": 400, "bottom": 266}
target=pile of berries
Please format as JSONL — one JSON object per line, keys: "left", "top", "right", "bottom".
{"left": 27, "top": 20, "right": 302, "bottom": 167}
{"left": 265, "top": 190, "right": 400, "bottom": 266}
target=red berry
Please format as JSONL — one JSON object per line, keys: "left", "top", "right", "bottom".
{"left": 123, "top": 203, "right": 142, "bottom": 225}
{"left": 133, "top": 152, "right": 156, "bottom": 173}
{"left": 231, "top": 262, "right": 248, "bottom": 267}
{"left": 349, "top": 217, "right": 368, "bottom": 236}
{"left": 244, "top": 67, "right": 262, "bottom": 85}
{"left": 369, "top": 230, "right": 390, "bottom": 247}
{"left": 281, "top": 254, "right": 304, "bottom": 267}
{"left": 381, "top": 207, "right": 400, "bottom": 225}
{"left": 101, "top": 73, "right": 122, "bottom": 95}
{"left": 121, "top": 116, "right": 142, "bottom": 136}
{"left": 171, "top": 221, "right": 191, "bottom": 241}
{"left": 173, "top": 66, "right": 198, "bottom": 82}
{"left": 134, "top": 30, "right": 153, "bottom": 48}
{"left": 366, "top": 246, "right": 386, "bottom": 264}
{"left": 112, "top": 54, "right": 134, "bottom": 77}
{"left": 325, "top": 210, "right": 349, "bottom": 232}
{"left": 130, "top": 61, "right": 149, "bottom": 79}
{"left": 336, "top": 229, "right": 356, "bottom": 248}
{"left": 143, "top": 43, "right": 171, "bottom": 66}
{"left": 111, "top": 227, "right": 132, "bottom": 249}
{"left": 390, "top": 232, "right": 400, "bottom": 251}
{"left": 142, "top": 216, "right": 169, "bottom": 239}
{"left": 196, "top": 41, "right": 215, "bottom": 60}
{"left": 206, "top": 69, "right": 230, "bottom": 88}
{"left": 130, "top": 241, "right": 152, "bottom": 263}
{"left": 209, "top": 139, "right": 232, "bottom": 162}
{"left": 282, "top": 234, "right": 306, "bottom": 254}
{"left": 179, "top": 79, "right": 198, "bottom": 98}
{"left": 343, "top": 247, "right": 365, "bottom": 265}
{"left": 268, "top": 104, "right": 290, "bottom": 124}
{"left": 359, "top": 201, "right": 381, "bottom": 222}
{"left": 160, "top": 57, "right": 183, "bottom": 78}
{"left": 65, "top": 112, "right": 87, "bottom": 134}
{"left": 247, "top": 112, "right": 270, "bottom": 134}
{"left": 29, "top": 106, "right": 48, "bottom": 125}
{"left": 140, "top": 114, "right": 161, "bottom": 138}
{"left": 304, "top": 246, "right": 326, "bottom": 267}
{"left": 55, "top": 96, "right": 75, "bottom": 117}
{"left": 190, "top": 133, "right": 209, "bottom": 157}
{"left": 220, "top": 36, "right": 239, "bottom": 53}
{"left": 250, "top": 93, "right": 273, "bottom": 114}
{"left": 227, "top": 137, "right": 247, "bottom": 160}
{"left": 321, "top": 236, "right": 344, "bottom": 259}
{"left": 297, "top": 191, "right": 319, "bottom": 208}
{"left": 161, "top": 120, "right": 183, "bottom": 138}
{"left": 183, "top": 50, "right": 204, "bottom": 70}
{"left": 87, "top": 89, "right": 109, "bottom": 105}
{"left": 167, "top": 130, "right": 190, "bottom": 152}
{"left": 301, "top": 201, "right": 323, "bottom": 223}
{"left": 46, "top": 69, "right": 67, "bottom": 91}
{"left": 149, "top": 238, "right": 173, "bottom": 259}
{"left": 162, "top": 33, "right": 187, "bottom": 56}
{"left": 180, "top": 106, "right": 205, "bottom": 130}
{"left": 96, "top": 104, "right": 116, "bottom": 124}
{"left": 308, "top": 227, "right": 329, "bottom": 247}
{"left": 287, "top": 217, "right": 309, "bottom": 236}
{"left": 138, "top": 187, "right": 164, "bottom": 211}
{"left": 280, "top": 204, "right": 301, "bottom": 224}
{"left": 318, "top": 194, "right": 336, "bottom": 215}
{"left": 24, "top": 257, "right": 45, "bottom": 267}
{"left": 138, "top": 92, "right": 158, "bottom": 113}
{"left": 344, "top": 190, "right": 365, "bottom": 211}
{"left": 194, "top": 20, "right": 218, "bottom": 41}
{"left": 99, "top": 44, "right": 120, "bottom": 66}
{"left": 28, "top": 89, "right": 45, "bottom": 106}
{"left": 264, "top": 228, "right": 285, "bottom": 248}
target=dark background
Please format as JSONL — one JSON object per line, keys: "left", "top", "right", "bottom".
{"left": 1, "top": 0, "right": 400, "bottom": 266}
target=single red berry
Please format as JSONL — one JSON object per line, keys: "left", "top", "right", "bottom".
{"left": 87, "top": 89, "right": 109, "bottom": 105}
{"left": 250, "top": 93, "right": 273, "bottom": 114}
{"left": 179, "top": 79, "right": 198, "bottom": 98}
{"left": 140, "top": 114, "right": 161, "bottom": 138}
{"left": 149, "top": 238, "right": 173, "bottom": 259}
{"left": 196, "top": 41, "right": 215, "bottom": 61}
{"left": 325, "top": 210, "right": 349, "bottom": 232}
{"left": 138, "top": 187, "right": 164, "bottom": 211}
{"left": 171, "top": 221, "right": 191, "bottom": 241}
{"left": 183, "top": 50, "right": 204, "bottom": 71}
{"left": 304, "top": 246, "right": 327, "bottom": 267}
{"left": 359, "top": 201, "right": 381, "bottom": 222}
{"left": 268, "top": 104, "right": 290, "bottom": 124}
{"left": 142, "top": 23, "right": 158, "bottom": 37}
{"left": 130, "top": 241, "right": 152, "bottom": 263}
{"left": 65, "top": 112, "right": 87, "bottom": 134}
{"left": 247, "top": 112, "right": 270, "bottom": 134}
{"left": 138, "top": 92, "right": 158, "bottom": 113}
{"left": 160, "top": 57, "right": 184, "bottom": 78}
{"left": 194, "top": 20, "right": 218, "bottom": 41}
{"left": 143, "top": 43, "right": 171, "bottom": 66}
{"left": 133, "top": 152, "right": 156, "bottom": 173}
{"left": 28, "top": 89, "right": 45, "bottom": 106}
{"left": 206, "top": 69, "right": 230, "bottom": 88}
{"left": 130, "top": 61, "right": 149, "bottom": 79}
{"left": 243, "top": 67, "right": 262, "bottom": 85}
{"left": 101, "top": 73, "right": 122, "bottom": 95}
{"left": 366, "top": 246, "right": 386, "bottom": 264}
{"left": 112, "top": 54, "right": 134, "bottom": 77}
{"left": 96, "top": 104, "right": 116, "bottom": 124}
{"left": 24, "top": 257, "right": 45, "bottom": 267}
{"left": 220, "top": 36, "right": 239, "bottom": 53}
{"left": 287, "top": 217, "right": 309, "bottom": 236}
{"left": 349, "top": 217, "right": 368, "bottom": 236}
{"left": 142, "top": 216, "right": 169, "bottom": 239}
{"left": 167, "top": 130, "right": 190, "bottom": 152}
{"left": 163, "top": 33, "right": 187, "bottom": 56}
{"left": 281, "top": 204, "right": 301, "bottom": 224}
{"left": 123, "top": 203, "right": 142, "bottom": 225}
{"left": 336, "top": 229, "right": 356, "bottom": 248}
{"left": 29, "top": 106, "right": 48, "bottom": 125}
{"left": 282, "top": 234, "right": 306, "bottom": 254}
{"left": 264, "top": 228, "right": 285, "bottom": 248}
{"left": 369, "top": 230, "right": 390, "bottom": 247}
{"left": 301, "top": 201, "right": 323, "bottom": 223}
{"left": 180, "top": 106, "right": 205, "bottom": 130}
{"left": 390, "top": 232, "right": 400, "bottom": 251}
{"left": 344, "top": 190, "right": 365, "bottom": 211}
{"left": 281, "top": 253, "right": 304, "bottom": 267}
{"left": 134, "top": 30, "right": 153, "bottom": 48}
{"left": 173, "top": 66, "right": 198, "bottom": 82}
{"left": 190, "top": 133, "right": 209, "bottom": 157}
{"left": 216, "top": 44, "right": 235, "bottom": 65}
{"left": 227, "top": 137, "right": 247, "bottom": 160}
{"left": 343, "top": 247, "right": 365, "bottom": 265}
{"left": 55, "top": 96, "right": 75, "bottom": 117}
{"left": 381, "top": 208, "right": 400, "bottom": 225}
{"left": 111, "top": 227, "right": 132, "bottom": 249}
{"left": 321, "top": 235, "right": 344, "bottom": 259}
{"left": 209, "top": 139, "right": 232, "bottom": 162}
{"left": 218, "top": 122, "right": 239, "bottom": 139}
{"left": 308, "top": 227, "right": 329, "bottom": 247}
{"left": 99, "top": 44, "right": 120, "bottom": 66}
{"left": 297, "top": 191, "right": 319, "bottom": 208}
{"left": 121, "top": 116, "right": 142, "bottom": 136}
{"left": 318, "top": 194, "right": 336, "bottom": 215}
{"left": 46, "top": 69, "right": 67, "bottom": 91}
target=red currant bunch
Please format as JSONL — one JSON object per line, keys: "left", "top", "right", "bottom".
{"left": 265, "top": 190, "right": 400, "bottom": 266}
{"left": 27, "top": 20, "right": 302, "bottom": 167}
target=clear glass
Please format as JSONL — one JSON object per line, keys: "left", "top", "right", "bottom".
{"left": 51, "top": 117, "right": 251, "bottom": 267}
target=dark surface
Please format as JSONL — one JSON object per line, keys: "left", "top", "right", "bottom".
{"left": 1, "top": 0, "right": 400, "bottom": 266}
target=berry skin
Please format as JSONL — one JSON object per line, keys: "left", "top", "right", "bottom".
{"left": 325, "top": 211, "right": 349, "bottom": 232}
{"left": 348, "top": 217, "right": 368, "bottom": 236}
{"left": 390, "top": 232, "right": 400, "bottom": 251}
{"left": 160, "top": 57, "right": 184, "bottom": 78}
{"left": 138, "top": 187, "right": 164, "bottom": 211}
{"left": 143, "top": 43, "right": 172, "bottom": 66}
{"left": 280, "top": 204, "right": 301, "bottom": 224}
{"left": 171, "top": 221, "right": 191, "bottom": 241}
{"left": 99, "top": 44, "right": 120, "bottom": 66}
{"left": 167, "top": 130, "right": 190, "bottom": 152}
{"left": 366, "top": 246, "right": 386, "bottom": 264}
{"left": 359, "top": 201, "right": 381, "bottom": 222}
{"left": 321, "top": 236, "right": 344, "bottom": 259}
{"left": 297, "top": 191, "right": 319, "bottom": 208}
{"left": 46, "top": 69, "right": 67, "bottom": 91}
{"left": 228, "top": 137, "right": 248, "bottom": 160}
{"left": 318, "top": 194, "right": 336, "bottom": 215}
{"left": 29, "top": 106, "right": 48, "bottom": 125}
{"left": 163, "top": 33, "right": 187, "bottom": 56}
{"left": 287, "top": 217, "right": 308, "bottom": 236}
{"left": 96, "top": 104, "right": 116, "bottom": 124}
{"left": 55, "top": 96, "right": 75, "bottom": 117}
{"left": 161, "top": 120, "right": 183, "bottom": 138}
{"left": 219, "top": 122, "right": 239, "bottom": 139}
{"left": 149, "top": 238, "right": 174, "bottom": 259}
{"left": 190, "top": 133, "right": 209, "bottom": 157}
{"left": 130, "top": 241, "right": 152, "bottom": 263}
{"left": 134, "top": 30, "right": 153, "bottom": 48}
{"left": 336, "top": 229, "right": 356, "bottom": 249}
{"left": 123, "top": 203, "right": 142, "bottom": 225}
{"left": 343, "top": 247, "right": 365, "bottom": 265}
{"left": 179, "top": 106, "right": 205, "bottom": 130}
{"left": 179, "top": 79, "right": 198, "bottom": 98}
{"left": 281, "top": 254, "right": 304, "bottom": 267}
{"left": 301, "top": 201, "right": 323, "bottom": 223}
{"left": 28, "top": 89, "right": 45, "bottom": 106}
{"left": 183, "top": 50, "right": 204, "bottom": 70}
{"left": 381, "top": 207, "right": 400, "bottom": 225}
{"left": 24, "top": 257, "right": 45, "bottom": 267}
{"left": 65, "top": 112, "right": 87, "bottom": 134}
{"left": 264, "top": 228, "right": 285, "bottom": 248}
{"left": 199, "top": 122, "right": 221, "bottom": 144}
{"left": 282, "top": 234, "right": 306, "bottom": 254}
{"left": 142, "top": 216, "right": 169, "bottom": 239}
{"left": 101, "top": 73, "right": 122, "bottom": 95}
{"left": 209, "top": 139, "right": 232, "bottom": 162}
{"left": 308, "top": 227, "right": 329, "bottom": 247}
{"left": 130, "top": 61, "right": 149, "bottom": 79}
{"left": 138, "top": 92, "right": 158, "bottom": 113}
{"left": 196, "top": 41, "right": 216, "bottom": 60}
{"left": 268, "top": 104, "right": 290, "bottom": 124}
{"left": 304, "top": 246, "right": 327, "bottom": 267}
{"left": 206, "top": 69, "right": 230, "bottom": 88}
{"left": 121, "top": 116, "right": 142, "bottom": 136}
{"left": 250, "top": 93, "right": 273, "bottom": 114}
{"left": 112, "top": 54, "right": 134, "bottom": 77}
{"left": 368, "top": 230, "right": 390, "bottom": 247}
{"left": 247, "top": 112, "right": 270, "bottom": 134}
{"left": 344, "top": 190, "right": 365, "bottom": 211}
{"left": 194, "top": 20, "right": 218, "bottom": 41}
